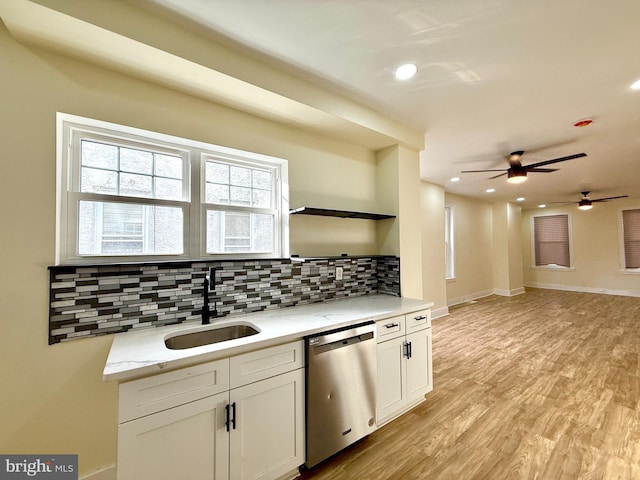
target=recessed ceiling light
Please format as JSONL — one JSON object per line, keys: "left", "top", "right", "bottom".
{"left": 486, "top": 188, "right": 495, "bottom": 193}
{"left": 394, "top": 63, "right": 417, "bottom": 80}
{"left": 516, "top": 197, "right": 525, "bottom": 202}
{"left": 630, "top": 79, "right": 640, "bottom": 90}
{"left": 450, "top": 177, "right": 460, "bottom": 182}
{"left": 538, "top": 204, "right": 546, "bottom": 208}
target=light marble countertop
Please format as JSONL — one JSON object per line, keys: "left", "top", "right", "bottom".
{"left": 103, "top": 294, "right": 433, "bottom": 382}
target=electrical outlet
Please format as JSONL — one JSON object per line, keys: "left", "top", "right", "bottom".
{"left": 336, "top": 266, "right": 343, "bottom": 281}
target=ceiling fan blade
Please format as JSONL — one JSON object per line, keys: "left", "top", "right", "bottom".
{"left": 489, "top": 172, "right": 508, "bottom": 179}
{"left": 461, "top": 169, "right": 508, "bottom": 173}
{"left": 527, "top": 168, "right": 558, "bottom": 173}
{"left": 524, "top": 153, "right": 586, "bottom": 169}
{"left": 591, "top": 195, "right": 628, "bottom": 202}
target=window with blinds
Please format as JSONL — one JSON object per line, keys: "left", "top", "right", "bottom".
{"left": 622, "top": 209, "right": 640, "bottom": 269}
{"left": 533, "top": 214, "right": 571, "bottom": 267}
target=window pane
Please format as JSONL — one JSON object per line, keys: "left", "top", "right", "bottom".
{"left": 156, "top": 177, "right": 183, "bottom": 201}
{"left": 623, "top": 209, "right": 640, "bottom": 269}
{"left": 80, "top": 140, "right": 185, "bottom": 201}
{"left": 81, "top": 167, "right": 118, "bottom": 194}
{"left": 230, "top": 165, "right": 251, "bottom": 187}
{"left": 534, "top": 215, "right": 570, "bottom": 267}
{"left": 230, "top": 186, "right": 251, "bottom": 206}
{"left": 155, "top": 153, "right": 183, "bottom": 179}
{"left": 120, "top": 172, "right": 153, "bottom": 198}
{"left": 206, "top": 162, "right": 229, "bottom": 184}
{"left": 206, "top": 210, "right": 274, "bottom": 254}
{"left": 252, "top": 170, "right": 271, "bottom": 190}
{"left": 206, "top": 183, "right": 229, "bottom": 204}
{"left": 120, "top": 147, "right": 153, "bottom": 174}
{"left": 252, "top": 214, "right": 274, "bottom": 252}
{"left": 252, "top": 189, "right": 271, "bottom": 208}
{"left": 78, "top": 200, "right": 183, "bottom": 256}
{"left": 81, "top": 140, "right": 118, "bottom": 170}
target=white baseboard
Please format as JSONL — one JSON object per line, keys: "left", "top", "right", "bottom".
{"left": 526, "top": 282, "right": 640, "bottom": 298}
{"left": 80, "top": 465, "right": 115, "bottom": 480}
{"left": 430, "top": 305, "right": 449, "bottom": 319}
{"left": 493, "top": 286, "right": 526, "bottom": 297}
{"left": 447, "top": 289, "right": 493, "bottom": 308}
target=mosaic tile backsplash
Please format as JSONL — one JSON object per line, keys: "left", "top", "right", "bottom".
{"left": 48, "top": 256, "right": 401, "bottom": 344}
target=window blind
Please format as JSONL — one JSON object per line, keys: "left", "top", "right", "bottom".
{"left": 622, "top": 209, "right": 640, "bottom": 269}
{"left": 533, "top": 214, "right": 570, "bottom": 267}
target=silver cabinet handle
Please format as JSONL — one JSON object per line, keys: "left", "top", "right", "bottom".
{"left": 384, "top": 323, "right": 399, "bottom": 329}
{"left": 413, "top": 315, "right": 427, "bottom": 321}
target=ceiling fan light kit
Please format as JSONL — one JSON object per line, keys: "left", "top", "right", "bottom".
{"left": 461, "top": 150, "right": 587, "bottom": 183}
{"left": 578, "top": 200, "right": 593, "bottom": 210}
{"left": 507, "top": 170, "right": 527, "bottom": 184}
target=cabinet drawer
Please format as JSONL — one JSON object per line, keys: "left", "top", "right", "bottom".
{"left": 230, "top": 340, "right": 304, "bottom": 388}
{"left": 118, "top": 358, "right": 230, "bottom": 423}
{"left": 405, "top": 309, "right": 431, "bottom": 333}
{"left": 376, "top": 315, "right": 405, "bottom": 342}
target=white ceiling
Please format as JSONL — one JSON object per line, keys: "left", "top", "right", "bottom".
{"left": 146, "top": 0, "right": 640, "bottom": 209}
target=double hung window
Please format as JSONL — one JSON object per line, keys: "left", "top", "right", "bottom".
{"left": 57, "top": 113, "right": 288, "bottom": 264}
{"left": 444, "top": 205, "right": 455, "bottom": 279}
{"left": 532, "top": 214, "right": 571, "bottom": 268}
{"left": 621, "top": 209, "right": 640, "bottom": 269}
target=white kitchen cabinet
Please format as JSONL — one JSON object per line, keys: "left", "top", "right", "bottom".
{"left": 117, "top": 392, "right": 229, "bottom": 480}
{"left": 117, "top": 341, "right": 304, "bottom": 480}
{"left": 229, "top": 369, "right": 304, "bottom": 480}
{"left": 376, "top": 309, "right": 432, "bottom": 426}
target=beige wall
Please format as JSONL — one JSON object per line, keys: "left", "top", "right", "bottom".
{"left": 444, "top": 193, "right": 494, "bottom": 305}
{"left": 492, "top": 202, "right": 525, "bottom": 296}
{"left": 522, "top": 199, "right": 640, "bottom": 295}
{"left": 0, "top": 14, "right": 420, "bottom": 477}
{"left": 421, "top": 183, "right": 447, "bottom": 313}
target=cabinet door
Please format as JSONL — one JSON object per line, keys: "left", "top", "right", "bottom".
{"left": 376, "top": 336, "right": 406, "bottom": 425}
{"left": 405, "top": 328, "right": 433, "bottom": 405}
{"left": 229, "top": 369, "right": 305, "bottom": 480}
{"left": 117, "top": 392, "right": 229, "bottom": 480}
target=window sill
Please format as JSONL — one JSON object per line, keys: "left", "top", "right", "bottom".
{"left": 530, "top": 265, "right": 575, "bottom": 272}
{"left": 446, "top": 277, "right": 456, "bottom": 283}
{"left": 618, "top": 269, "right": 640, "bottom": 275}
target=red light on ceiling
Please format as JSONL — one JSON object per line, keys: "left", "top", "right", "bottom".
{"left": 573, "top": 118, "right": 593, "bottom": 127}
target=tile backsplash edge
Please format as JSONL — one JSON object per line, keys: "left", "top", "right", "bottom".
{"left": 48, "top": 256, "right": 401, "bottom": 344}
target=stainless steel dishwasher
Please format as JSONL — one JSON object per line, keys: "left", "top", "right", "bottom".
{"left": 305, "top": 322, "right": 377, "bottom": 468}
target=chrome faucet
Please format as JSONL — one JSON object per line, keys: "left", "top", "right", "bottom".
{"left": 202, "top": 269, "right": 219, "bottom": 325}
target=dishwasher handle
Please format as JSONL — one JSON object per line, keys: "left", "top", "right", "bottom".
{"left": 307, "top": 322, "right": 375, "bottom": 347}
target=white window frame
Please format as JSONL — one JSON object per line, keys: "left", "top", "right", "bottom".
{"left": 444, "top": 205, "right": 455, "bottom": 280}
{"left": 530, "top": 213, "right": 574, "bottom": 270}
{"left": 618, "top": 207, "right": 640, "bottom": 274}
{"left": 56, "top": 113, "right": 289, "bottom": 264}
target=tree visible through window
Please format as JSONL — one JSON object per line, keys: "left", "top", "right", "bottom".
{"left": 533, "top": 214, "right": 571, "bottom": 267}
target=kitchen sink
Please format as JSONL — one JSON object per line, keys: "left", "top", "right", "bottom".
{"left": 164, "top": 323, "right": 260, "bottom": 350}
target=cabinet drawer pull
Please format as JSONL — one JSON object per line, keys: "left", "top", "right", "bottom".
{"left": 224, "top": 402, "right": 237, "bottom": 431}
{"left": 231, "top": 402, "right": 237, "bottom": 430}
{"left": 413, "top": 315, "right": 427, "bottom": 321}
{"left": 384, "top": 323, "right": 399, "bottom": 329}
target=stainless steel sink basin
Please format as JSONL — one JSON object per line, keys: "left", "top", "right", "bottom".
{"left": 165, "top": 324, "right": 260, "bottom": 350}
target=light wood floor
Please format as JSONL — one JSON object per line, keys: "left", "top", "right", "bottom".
{"left": 300, "top": 288, "right": 640, "bottom": 480}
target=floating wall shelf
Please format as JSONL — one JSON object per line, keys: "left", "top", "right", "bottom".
{"left": 289, "top": 207, "right": 395, "bottom": 220}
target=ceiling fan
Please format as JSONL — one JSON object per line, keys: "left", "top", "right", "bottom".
{"left": 552, "top": 191, "right": 628, "bottom": 210}
{"left": 461, "top": 150, "right": 587, "bottom": 183}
